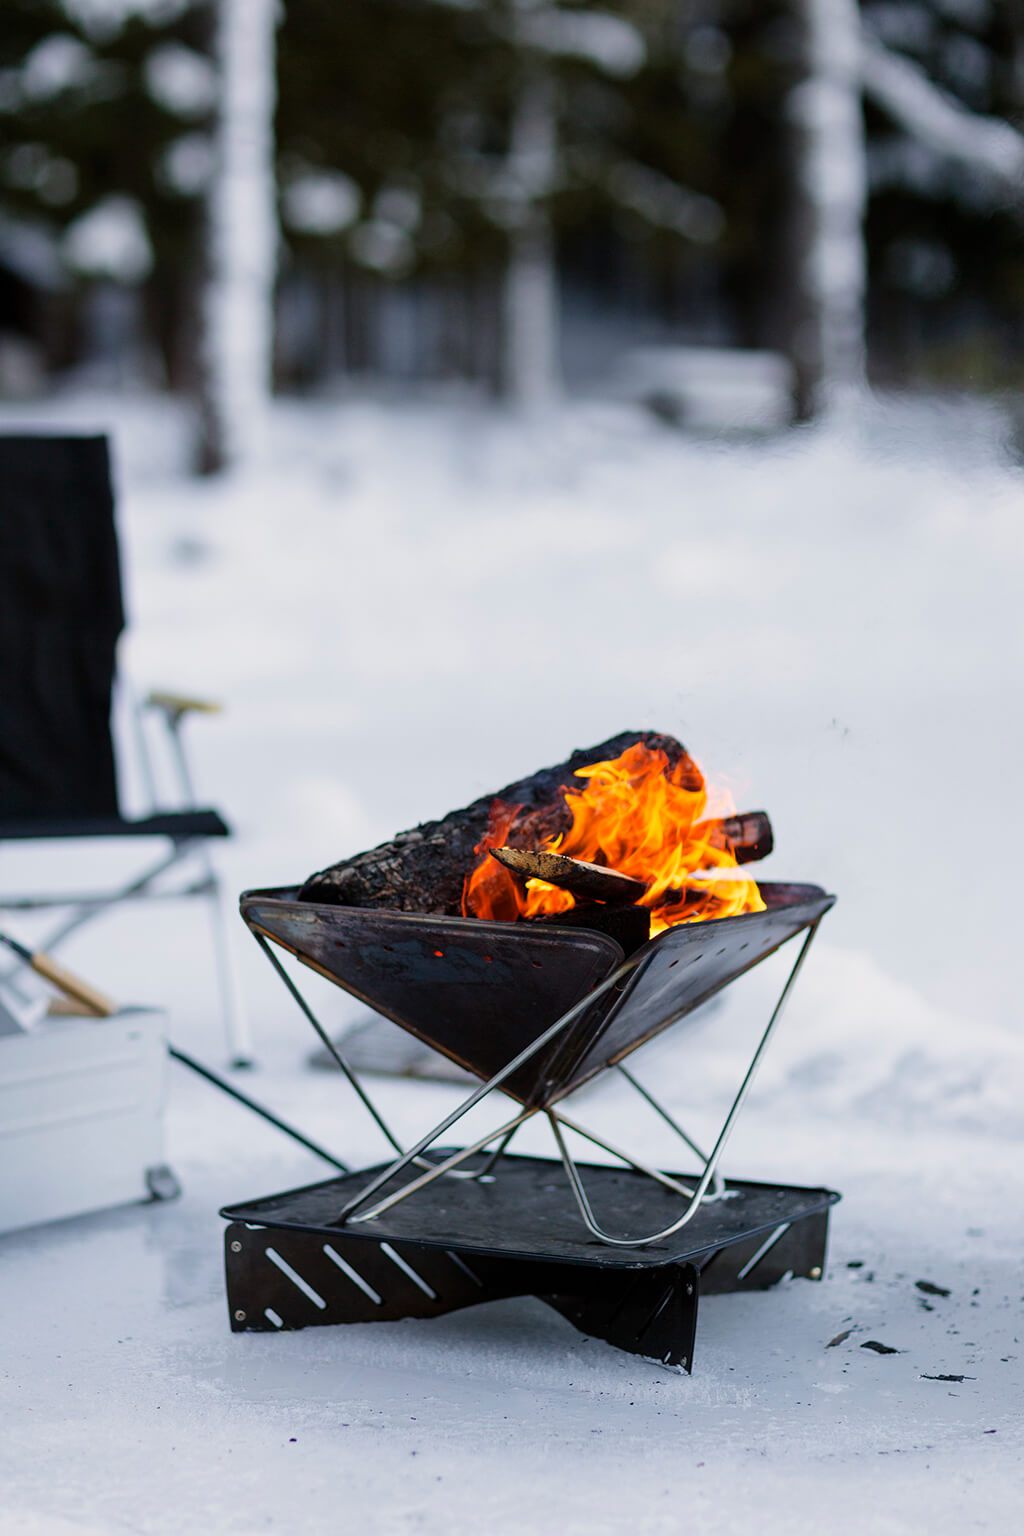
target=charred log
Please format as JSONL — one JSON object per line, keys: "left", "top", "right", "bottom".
{"left": 298, "top": 730, "right": 689, "bottom": 913}
{"left": 702, "top": 811, "right": 773, "bottom": 866}
{"left": 489, "top": 846, "right": 648, "bottom": 904}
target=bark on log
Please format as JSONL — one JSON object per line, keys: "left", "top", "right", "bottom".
{"left": 489, "top": 847, "right": 649, "bottom": 904}
{"left": 298, "top": 730, "right": 689, "bottom": 913}
{"left": 702, "top": 811, "right": 773, "bottom": 866}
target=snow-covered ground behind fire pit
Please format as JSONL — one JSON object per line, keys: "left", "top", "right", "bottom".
{"left": 1, "top": 390, "right": 1022, "bottom": 1533}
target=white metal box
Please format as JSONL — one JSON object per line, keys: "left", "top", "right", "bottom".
{"left": 0, "top": 1007, "right": 169, "bottom": 1237}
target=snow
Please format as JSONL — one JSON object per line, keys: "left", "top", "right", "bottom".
{"left": 2, "top": 144, "right": 78, "bottom": 208}
{"left": 281, "top": 169, "right": 361, "bottom": 237}
{"left": 611, "top": 345, "right": 793, "bottom": 431}
{"left": 19, "top": 34, "right": 97, "bottom": 103}
{"left": 521, "top": 8, "right": 647, "bottom": 79}
{"left": 144, "top": 42, "right": 217, "bottom": 120}
{"left": 62, "top": 195, "right": 154, "bottom": 282}
{"left": 3, "top": 144, "right": 49, "bottom": 192}
{"left": 349, "top": 219, "right": 415, "bottom": 275}
{"left": 374, "top": 184, "right": 422, "bottom": 234}
{"left": 157, "top": 132, "right": 214, "bottom": 197}
{"left": 1, "top": 389, "right": 1023, "bottom": 1531}
{"left": 864, "top": 3, "right": 936, "bottom": 52}
{"left": 684, "top": 26, "right": 732, "bottom": 77}
{"left": 940, "top": 31, "right": 993, "bottom": 98}
{"left": 604, "top": 159, "right": 724, "bottom": 244}
{"left": 0, "top": 70, "right": 21, "bottom": 114}
{"left": 868, "top": 136, "right": 992, "bottom": 205}
{"left": 0, "top": 218, "right": 67, "bottom": 290}
{"left": 934, "top": 0, "right": 992, "bottom": 26}
{"left": 884, "top": 238, "right": 956, "bottom": 298}
{"left": 60, "top": 0, "right": 189, "bottom": 43}
{"left": 861, "top": 34, "right": 1024, "bottom": 194}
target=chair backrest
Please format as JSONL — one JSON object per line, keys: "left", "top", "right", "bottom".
{"left": 0, "top": 435, "right": 124, "bottom": 821}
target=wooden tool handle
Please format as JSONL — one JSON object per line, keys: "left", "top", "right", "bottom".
{"left": 29, "top": 952, "right": 118, "bottom": 1017}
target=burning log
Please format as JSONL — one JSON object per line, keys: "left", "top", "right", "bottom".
{"left": 703, "top": 811, "right": 773, "bottom": 866}
{"left": 298, "top": 731, "right": 773, "bottom": 934}
{"left": 489, "top": 846, "right": 648, "bottom": 905}
{"left": 298, "top": 731, "right": 688, "bottom": 914}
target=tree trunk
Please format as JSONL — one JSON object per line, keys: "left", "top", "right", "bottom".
{"left": 196, "top": 0, "right": 278, "bottom": 474}
{"left": 502, "top": 59, "right": 561, "bottom": 410}
{"left": 786, "top": 0, "right": 868, "bottom": 420}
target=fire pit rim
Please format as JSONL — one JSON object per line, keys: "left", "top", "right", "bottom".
{"left": 239, "top": 879, "right": 835, "bottom": 950}
{"left": 238, "top": 881, "right": 835, "bottom": 1107}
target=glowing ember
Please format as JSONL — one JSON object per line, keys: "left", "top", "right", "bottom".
{"left": 461, "top": 741, "right": 765, "bottom": 934}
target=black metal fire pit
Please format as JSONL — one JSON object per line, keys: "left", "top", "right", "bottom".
{"left": 223, "top": 881, "right": 839, "bottom": 1370}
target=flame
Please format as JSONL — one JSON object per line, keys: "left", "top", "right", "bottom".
{"left": 461, "top": 741, "right": 765, "bottom": 934}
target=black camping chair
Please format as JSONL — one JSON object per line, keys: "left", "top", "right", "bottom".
{"left": 0, "top": 434, "right": 252, "bottom": 1065}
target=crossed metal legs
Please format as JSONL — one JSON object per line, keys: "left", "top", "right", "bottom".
{"left": 253, "top": 919, "right": 822, "bottom": 1248}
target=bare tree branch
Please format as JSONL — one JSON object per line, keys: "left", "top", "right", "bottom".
{"left": 861, "top": 34, "right": 1024, "bottom": 196}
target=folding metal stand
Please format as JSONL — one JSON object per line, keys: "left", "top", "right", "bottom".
{"left": 222, "top": 882, "right": 840, "bottom": 1370}
{"left": 223, "top": 1160, "right": 836, "bottom": 1369}
{"left": 0, "top": 693, "right": 250, "bottom": 1066}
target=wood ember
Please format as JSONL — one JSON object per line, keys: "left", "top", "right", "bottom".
{"left": 488, "top": 846, "right": 648, "bottom": 905}
{"left": 298, "top": 730, "right": 689, "bottom": 913}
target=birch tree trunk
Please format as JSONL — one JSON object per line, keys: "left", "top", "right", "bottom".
{"left": 786, "top": 0, "right": 868, "bottom": 419}
{"left": 503, "top": 59, "right": 561, "bottom": 410}
{"left": 197, "top": 0, "right": 279, "bottom": 474}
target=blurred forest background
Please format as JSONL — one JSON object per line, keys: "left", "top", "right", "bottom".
{"left": 2, "top": 0, "right": 1023, "bottom": 470}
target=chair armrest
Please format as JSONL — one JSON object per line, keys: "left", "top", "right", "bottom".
{"left": 143, "top": 692, "right": 223, "bottom": 806}
{"left": 146, "top": 690, "right": 223, "bottom": 720}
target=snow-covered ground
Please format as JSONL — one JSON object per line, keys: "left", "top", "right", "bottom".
{"left": 1, "top": 389, "right": 1022, "bottom": 1532}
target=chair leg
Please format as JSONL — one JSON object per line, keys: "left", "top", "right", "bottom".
{"left": 204, "top": 858, "right": 253, "bottom": 1069}
{"left": 1, "top": 838, "right": 254, "bottom": 1065}
{"left": 0, "top": 843, "right": 194, "bottom": 1002}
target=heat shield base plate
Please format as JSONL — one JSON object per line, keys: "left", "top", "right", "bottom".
{"left": 223, "top": 1153, "right": 837, "bottom": 1267}
{"left": 222, "top": 1156, "right": 839, "bottom": 1370}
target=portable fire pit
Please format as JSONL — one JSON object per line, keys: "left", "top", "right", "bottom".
{"left": 222, "top": 733, "right": 840, "bottom": 1371}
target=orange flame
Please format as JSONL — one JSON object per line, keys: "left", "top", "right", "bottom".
{"left": 461, "top": 741, "right": 765, "bottom": 934}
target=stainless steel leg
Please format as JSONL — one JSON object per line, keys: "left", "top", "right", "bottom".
{"left": 346, "top": 1108, "right": 538, "bottom": 1224}
{"left": 550, "top": 1111, "right": 696, "bottom": 1198}
{"left": 614, "top": 1064, "right": 725, "bottom": 1198}
{"left": 332, "top": 956, "right": 642, "bottom": 1224}
{"left": 547, "top": 923, "right": 822, "bottom": 1247}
